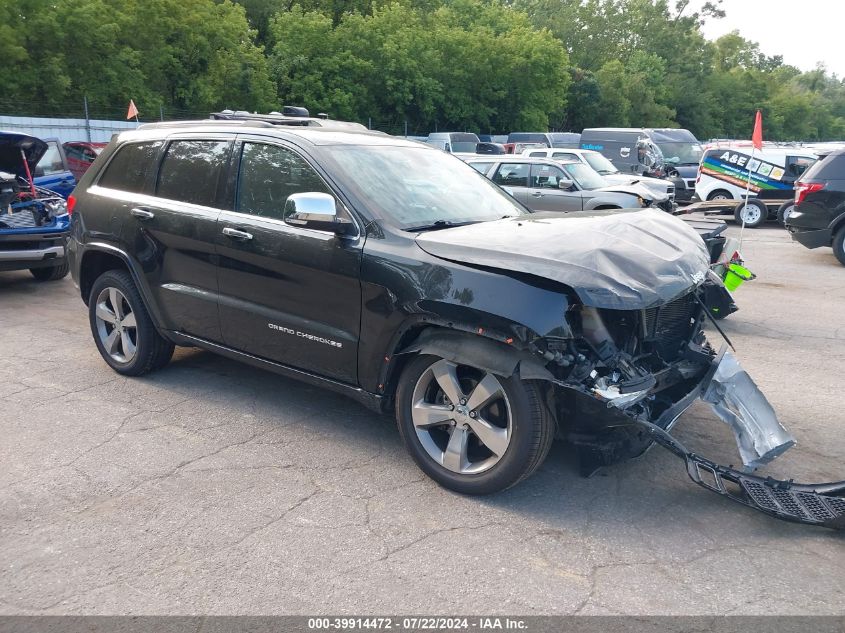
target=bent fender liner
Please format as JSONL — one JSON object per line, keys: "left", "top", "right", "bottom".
{"left": 636, "top": 419, "right": 845, "bottom": 529}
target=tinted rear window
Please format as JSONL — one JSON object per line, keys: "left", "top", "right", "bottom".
{"left": 156, "top": 140, "right": 230, "bottom": 206}
{"left": 98, "top": 141, "right": 163, "bottom": 193}
{"left": 801, "top": 152, "right": 845, "bottom": 181}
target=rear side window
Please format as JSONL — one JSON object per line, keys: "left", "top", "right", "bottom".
{"left": 156, "top": 140, "right": 230, "bottom": 207}
{"left": 799, "top": 153, "right": 843, "bottom": 181}
{"left": 98, "top": 141, "right": 163, "bottom": 193}
{"left": 493, "top": 163, "right": 529, "bottom": 187}
{"left": 236, "top": 142, "right": 331, "bottom": 221}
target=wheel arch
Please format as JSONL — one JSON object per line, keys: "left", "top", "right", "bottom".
{"left": 378, "top": 324, "right": 553, "bottom": 412}
{"left": 78, "top": 243, "right": 166, "bottom": 330}
{"left": 828, "top": 210, "right": 845, "bottom": 235}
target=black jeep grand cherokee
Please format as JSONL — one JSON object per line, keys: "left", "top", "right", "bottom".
{"left": 68, "top": 117, "right": 845, "bottom": 527}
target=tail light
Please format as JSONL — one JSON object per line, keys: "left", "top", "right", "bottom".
{"left": 67, "top": 194, "right": 77, "bottom": 215}
{"left": 795, "top": 182, "right": 823, "bottom": 205}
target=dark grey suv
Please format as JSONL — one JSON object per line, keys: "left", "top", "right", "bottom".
{"left": 67, "top": 115, "right": 845, "bottom": 527}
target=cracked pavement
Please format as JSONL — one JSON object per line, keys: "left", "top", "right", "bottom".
{"left": 1, "top": 224, "right": 843, "bottom": 615}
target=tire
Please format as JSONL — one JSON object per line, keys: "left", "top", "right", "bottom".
{"left": 833, "top": 226, "right": 845, "bottom": 267}
{"left": 88, "top": 269, "right": 174, "bottom": 376}
{"left": 395, "top": 354, "right": 555, "bottom": 495}
{"left": 734, "top": 199, "right": 768, "bottom": 228}
{"left": 30, "top": 260, "right": 69, "bottom": 281}
{"left": 707, "top": 190, "right": 732, "bottom": 201}
{"left": 777, "top": 201, "right": 796, "bottom": 225}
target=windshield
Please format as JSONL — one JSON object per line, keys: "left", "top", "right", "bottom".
{"left": 450, "top": 142, "right": 478, "bottom": 153}
{"left": 561, "top": 162, "right": 608, "bottom": 190}
{"left": 656, "top": 142, "right": 703, "bottom": 165}
{"left": 327, "top": 145, "right": 526, "bottom": 229}
{"left": 582, "top": 152, "right": 619, "bottom": 175}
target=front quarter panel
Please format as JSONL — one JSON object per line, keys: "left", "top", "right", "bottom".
{"left": 357, "top": 229, "right": 573, "bottom": 393}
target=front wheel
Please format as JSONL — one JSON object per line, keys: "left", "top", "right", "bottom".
{"left": 734, "top": 199, "right": 768, "bottom": 228}
{"left": 395, "top": 354, "right": 555, "bottom": 495}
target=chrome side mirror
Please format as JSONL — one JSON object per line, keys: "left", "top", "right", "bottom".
{"left": 284, "top": 192, "right": 355, "bottom": 236}
{"left": 558, "top": 179, "right": 574, "bottom": 190}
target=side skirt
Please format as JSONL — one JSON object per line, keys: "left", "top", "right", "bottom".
{"left": 167, "top": 331, "right": 385, "bottom": 414}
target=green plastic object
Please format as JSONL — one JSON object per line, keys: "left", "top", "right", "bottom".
{"left": 724, "top": 263, "right": 754, "bottom": 291}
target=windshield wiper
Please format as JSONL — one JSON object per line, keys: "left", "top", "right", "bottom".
{"left": 406, "top": 219, "right": 480, "bottom": 232}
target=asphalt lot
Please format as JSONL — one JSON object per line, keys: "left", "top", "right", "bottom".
{"left": 1, "top": 222, "right": 844, "bottom": 615}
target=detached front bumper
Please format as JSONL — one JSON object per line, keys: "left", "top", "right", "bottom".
{"left": 634, "top": 347, "right": 845, "bottom": 529}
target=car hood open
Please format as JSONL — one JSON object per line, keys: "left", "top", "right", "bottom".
{"left": 0, "top": 132, "right": 47, "bottom": 178}
{"left": 415, "top": 209, "right": 711, "bottom": 310}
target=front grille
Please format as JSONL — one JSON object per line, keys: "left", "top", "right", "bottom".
{"left": 642, "top": 292, "right": 699, "bottom": 360}
{"left": 742, "top": 481, "right": 845, "bottom": 524}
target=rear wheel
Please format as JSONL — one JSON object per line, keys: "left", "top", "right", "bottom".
{"left": 88, "top": 269, "right": 174, "bottom": 376}
{"left": 833, "top": 226, "right": 845, "bottom": 267}
{"left": 777, "top": 201, "right": 796, "bottom": 225}
{"left": 707, "top": 190, "right": 732, "bottom": 201}
{"left": 734, "top": 199, "right": 768, "bottom": 228}
{"left": 396, "top": 354, "right": 555, "bottom": 495}
{"left": 30, "top": 261, "right": 69, "bottom": 281}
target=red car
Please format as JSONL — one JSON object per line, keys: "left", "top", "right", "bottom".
{"left": 62, "top": 141, "right": 107, "bottom": 180}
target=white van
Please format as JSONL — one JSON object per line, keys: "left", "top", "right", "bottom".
{"left": 522, "top": 147, "right": 675, "bottom": 204}
{"left": 695, "top": 146, "right": 817, "bottom": 226}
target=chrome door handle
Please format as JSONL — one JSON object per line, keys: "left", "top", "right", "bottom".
{"left": 222, "top": 227, "right": 253, "bottom": 240}
{"left": 130, "top": 207, "right": 155, "bottom": 220}
{"left": 531, "top": 192, "right": 544, "bottom": 198}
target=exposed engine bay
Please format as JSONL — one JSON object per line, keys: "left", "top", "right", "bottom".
{"left": 532, "top": 286, "right": 845, "bottom": 529}
{"left": 0, "top": 170, "right": 67, "bottom": 230}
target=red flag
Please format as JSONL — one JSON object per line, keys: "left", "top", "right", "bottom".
{"left": 126, "top": 99, "right": 139, "bottom": 120}
{"left": 752, "top": 109, "right": 763, "bottom": 150}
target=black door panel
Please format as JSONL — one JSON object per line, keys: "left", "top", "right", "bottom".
{"left": 215, "top": 139, "right": 363, "bottom": 383}
{"left": 122, "top": 197, "right": 222, "bottom": 340}
{"left": 216, "top": 212, "right": 362, "bottom": 382}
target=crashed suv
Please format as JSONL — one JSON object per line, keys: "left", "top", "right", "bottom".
{"left": 69, "top": 117, "right": 845, "bottom": 529}
{"left": 0, "top": 132, "right": 70, "bottom": 280}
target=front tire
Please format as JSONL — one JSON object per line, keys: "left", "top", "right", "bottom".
{"left": 88, "top": 269, "right": 174, "bottom": 376}
{"left": 395, "top": 354, "right": 555, "bottom": 495}
{"left": 833, "top": 226, "right": 845, "bottom": 267}
{"left": 734, "top": 199, "right": 768, "bottom": 228}
{"left": 30, "top": 261, "right": 69, "bottom": 281}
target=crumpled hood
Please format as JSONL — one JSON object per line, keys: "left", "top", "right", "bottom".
{"left": 597, "top": 181, "right": 669, "bottom": 202}
{"left": 415, "top": 208, "right": 711, "bottom": 310}
{"left": 0, "top": 132, "right": 47, "bottom": 178}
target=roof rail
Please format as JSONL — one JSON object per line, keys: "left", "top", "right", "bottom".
{"left": 137, "top": 119, "right": 275, "bottom": 130}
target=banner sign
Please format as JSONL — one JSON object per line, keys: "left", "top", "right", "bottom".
{"left": 700, "top": 150, "right": 792, "bottom": 194}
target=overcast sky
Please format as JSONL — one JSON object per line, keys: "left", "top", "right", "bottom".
{"left": 697, "top": 0, "right": 845, "bottom": 77}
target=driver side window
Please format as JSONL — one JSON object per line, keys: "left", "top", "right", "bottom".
{"left": 237, "top": 143, "right": 332, "bottom": 221}
{"left": 530, "top": 164, "right": 568, "bottom": 189}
